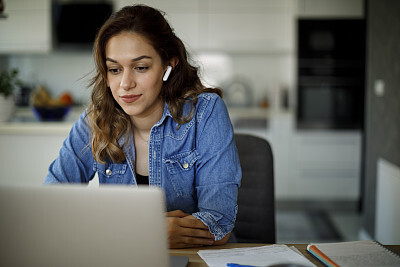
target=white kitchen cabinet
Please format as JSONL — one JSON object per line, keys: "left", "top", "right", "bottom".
{"left": 0, "top": 108, "right": 85, "bottom": 186}
{"left": 0, "top": 0, "right": 51, "bottom": 54}
{"left": 205, "top": 0, "right": 295, "bottom": 53}
{"left": 0, "top": 128, "right": 97, "bottom": 187}
{"left": 263, "top": 111, "right": 294, "bottom": 199}
{"left": 296, "top": 0, "right": 364, "bottom": 18}
{"left": 157, "top": 1, "right": 202, "bottom": 52}
{"left": 288, "top": 131, "right": 362, "bottom": 200}
{"left": 0, "top": 125, "right": 69, "bottom": 186}
{"left": 115, "top": 0, "right": 295, "bottom": 53}
{"left": 237, "top": 110, "right": 362, "bottom": 201}
{"left": 114, "top": 0, "right": 202, "bottom": 52}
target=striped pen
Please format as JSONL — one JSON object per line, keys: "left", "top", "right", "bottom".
{"left": 307, "top": 244, "right": 340, "bottom": 267}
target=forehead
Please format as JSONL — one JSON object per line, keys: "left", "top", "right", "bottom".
{"left": 105, "top": 31, "right": 160, "bottom": 61}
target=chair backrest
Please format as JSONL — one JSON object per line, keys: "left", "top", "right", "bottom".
{"left": 233, "top": 133, "right": 275, "bottom": 243}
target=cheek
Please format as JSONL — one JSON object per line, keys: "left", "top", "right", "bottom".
{"left": 107, "top": 74, "right": 118, "bottom": 87}
{"left": 107, "top": 77, "right": 120, "bottom": 94}
{"left": 107, "top": 83, "right": 119, "bottom": 100}
{"left": 146, "top": 73, "right": 163, "bottom": 91}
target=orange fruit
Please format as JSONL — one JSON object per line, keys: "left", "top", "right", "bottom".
{"left": 59, "top": 93, "right": 73, "bottom": 106}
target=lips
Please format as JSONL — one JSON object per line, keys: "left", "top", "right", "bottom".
{"left": 120, "top": 94, "right": 141, "bottom": 103}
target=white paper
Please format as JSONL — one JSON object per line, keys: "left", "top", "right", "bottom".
{"left": 197, "top": 244, "right": 316, "bottom": 267}
{"left": 311, "top": 240, "right": 400, "bottom": 267}
{"left": 289, "top": 246, "right": 305, "bottom": 256}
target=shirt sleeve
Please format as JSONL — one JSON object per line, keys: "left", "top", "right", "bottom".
{"left": 192, "top": 94, "right": 242, "bottom": 240}
{"left": 44, "top": 111, "right": 95, "bottom": 184}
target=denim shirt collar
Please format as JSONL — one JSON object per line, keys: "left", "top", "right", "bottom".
{"left": 154, "top": 101, "right": 173, "bottom": 127}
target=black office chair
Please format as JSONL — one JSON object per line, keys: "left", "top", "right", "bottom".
{"left": 233, "top": 133, "right": 275, "bottom": 243}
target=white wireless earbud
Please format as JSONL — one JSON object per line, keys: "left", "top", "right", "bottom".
{"left": 163, "top": 66, "right": 172, "bottom": 81}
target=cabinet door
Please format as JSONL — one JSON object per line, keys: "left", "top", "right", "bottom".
{"left": 115, "top": 0, "right": 295, "bottom": 53}
{"left": 206, "top": 0, "right": 295, "bottom": 53}
{"left": 0, "top": 0, "right": 51, "bottom": 53}
{"left": 0, "top": 133, "right": 68, "bottom": 186}
{"left": 289, "top": 131, "right": 362, "bottom": 199}
{"left": 297, "top": 0, "right": 364, "bottom": 17}
{"left": 114, "top": 0, "right": 201, "bottom": 52}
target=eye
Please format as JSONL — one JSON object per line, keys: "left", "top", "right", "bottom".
{"left": 135, "top": 66, "right": 149, "bottom": 72}
{"left": 107, "top": 67, "right": 121, "bottom": 75}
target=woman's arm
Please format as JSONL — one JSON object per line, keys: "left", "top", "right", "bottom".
{"left": 44, "top": 111, "right": 95, "bottom": 184}
{"left": 192, "top": 94, "right": 242, "bottom": 241}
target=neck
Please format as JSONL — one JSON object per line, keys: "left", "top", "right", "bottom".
{"left": 131, "top": 100, "right": 164, "bottom": 133}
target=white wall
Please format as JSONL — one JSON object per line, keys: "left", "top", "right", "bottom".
{"left": 375, "top": 158, "right": 400, "bottom": 244}
{"left": 8, "top": 52, "right": 94, "bottom": 105}
{"left": 8, "top": 51, "right": 295, "bottom": 110}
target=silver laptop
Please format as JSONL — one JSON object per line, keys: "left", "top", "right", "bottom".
{"left": 0, "top": 185, "right": 186, "bottom": 267}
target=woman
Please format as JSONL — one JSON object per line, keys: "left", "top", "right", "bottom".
{"left": 44, "top": 5, "right": 241, "bottom": 249}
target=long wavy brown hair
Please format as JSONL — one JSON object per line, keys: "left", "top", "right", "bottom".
{"left": 87, "top": 4, "right": 222, "bottom": 164}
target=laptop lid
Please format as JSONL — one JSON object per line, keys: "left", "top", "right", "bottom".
{"left": 0, "top": 185, "right": 170, "bottom": 267}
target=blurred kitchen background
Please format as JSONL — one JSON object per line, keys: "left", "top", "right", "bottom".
{"left": 0, "top": 0, "right": 399, "bottom": 245}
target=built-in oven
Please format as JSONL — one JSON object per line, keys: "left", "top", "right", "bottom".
{"left": 296, "top": 19, "right": 366, "bottom": 129}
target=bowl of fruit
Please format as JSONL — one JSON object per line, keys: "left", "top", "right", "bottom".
{"left": 32, "top": 86, "right": 73, "bottom": 121}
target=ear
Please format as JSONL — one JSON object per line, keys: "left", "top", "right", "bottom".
{"left": 169, "top": 57, "right": 179, "bottom": 69}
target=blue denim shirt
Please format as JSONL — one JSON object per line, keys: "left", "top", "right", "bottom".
{"left": 44, "top": 93, "right": 241, "bottom": 240}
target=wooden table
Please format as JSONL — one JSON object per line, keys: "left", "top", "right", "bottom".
{"left": 169, "top": 243, "right": 400, "bottom": 267}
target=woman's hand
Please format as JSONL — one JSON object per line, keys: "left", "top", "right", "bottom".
{"left": 166, "top": 210, "right": 215, "bottom": 249}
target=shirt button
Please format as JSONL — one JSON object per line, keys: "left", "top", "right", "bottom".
{"left": 106, "top": 169, "right": 112, "bottom": 176}
{"left": 183, "top": 162, "right": 189, "bottom": 169}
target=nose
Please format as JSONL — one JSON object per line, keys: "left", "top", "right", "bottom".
{"left": 120, "top": 70, "right": 136, "bottom": 90}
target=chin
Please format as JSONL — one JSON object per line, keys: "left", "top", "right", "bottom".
{"left": 118, "top": 105, "right": 139, "bottom": 116}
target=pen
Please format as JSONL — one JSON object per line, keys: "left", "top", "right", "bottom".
{"left": 226, "top": 263, "right": 258, "bottom": 267}
{"left": 307, "top": 244, "right": 339, "bottom": 267}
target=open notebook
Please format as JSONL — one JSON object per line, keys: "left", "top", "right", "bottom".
{"left": 307, "top": 240, "right": 400, "bottom": 267}
{"left": 0, "top": 184, "right": 186, "bottom": 267}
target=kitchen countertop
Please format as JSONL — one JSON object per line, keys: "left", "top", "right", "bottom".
{"left": 0, "top": 106, "right": 290, "bottom": 135}
{"left": 0, "top": 106, "right": 85, "bottom": 135}
{"left": 228, "top": 107, "right": 269, "bottom": 119}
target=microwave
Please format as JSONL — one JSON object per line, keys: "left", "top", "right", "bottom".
{"left": 296, "top": 19, "right": 366, "bottom": 130}
{"left": 52, "top": 2, "right": 113, "bottom": 49}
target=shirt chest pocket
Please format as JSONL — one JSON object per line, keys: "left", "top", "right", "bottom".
{"left": 163, "top": 150, "right": 199, "bottom": 197}
{"left": 93, "top": 162, "right": 128, "bottom": 184}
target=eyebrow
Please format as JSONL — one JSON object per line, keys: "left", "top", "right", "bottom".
{"left": 106, "top": 55, "right": 152, "bottom": 63}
